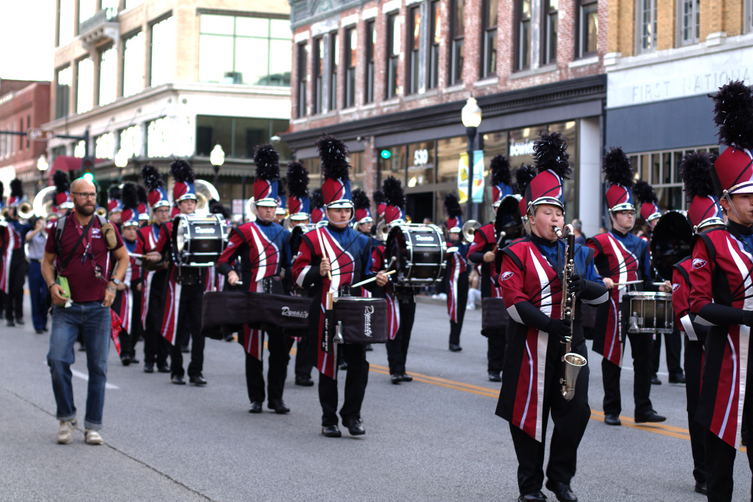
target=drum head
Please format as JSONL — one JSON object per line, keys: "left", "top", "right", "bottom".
{"left": 650, "top": 211, "right": 692, "bottom": 281}
{"left": 386, "top": 226, "right": 409, "bottom": 274}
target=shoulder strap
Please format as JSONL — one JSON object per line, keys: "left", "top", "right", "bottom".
{"left": 55, "top": 216, "right": 67, "bottom": 260}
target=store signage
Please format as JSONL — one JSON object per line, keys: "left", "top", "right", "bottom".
{"left": 408, "top": 148, "right": 432, "bottom": 170}
{"left": 510, "top": 140, "right": 535, "bottom": 157}
{"left": 472, "top": 151, "right": 484, "bottom": 204}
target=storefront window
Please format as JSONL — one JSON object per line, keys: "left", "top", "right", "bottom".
{"left": 95, "top": 132, "right": 114, "bottom": 159}
{"left": 195, "top": 116, "right": 290, "bottom": 160}
{"left": 380, "top": 145, "right": 406, "bottom": 185}
{"left": 147, "top": 117, "right": 170, "bottom": 157}
{"left": 407, "top": 141, "right": 435, "bottom": 187}
{"left": 437, "top": 136, "right": 466, "bottom": 184}
{"left": 548, "top": 121, "right": 578, "bottom": 219}
{"left": 119, "top": 125, "right": 141, "bottom": 158}
{"left": 350, "top": 151, "right": 365, "bottom": 190}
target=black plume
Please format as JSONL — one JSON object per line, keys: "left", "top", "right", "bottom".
{"left": 53, "top": 170, "right": 69, "bottom": 193}
{"left": 383, "top": 176, "right": 405, "bottom": 209}
{"left": 352, "top": 189, "right": 371, "bottom": 210}
{"left": 711, "top": 81, "right": 753, "bottom": 150}
{"left": 170, "top": 159, "right": 195, "bottom": 183}
{"left": 633, "top": 180, "right": 658, "bottom": 205}
{"left": 316, "top": 134, "right": 350, "bottom": 181}
{"left": 286, "top": 161, "right": 309, "bottom": 198}
{"left": 602, "top": 147, "right": 634, "bottom": 188}
{"left": 490, "top": 155, "right": 512, "bottom": 186}
{"left": 0, "top": 181, "right": 4, "bottom": 200}
{"left": 141, "top": 164, "right": 164, "bottom": 190}
{"left": 121, "top": 183, "right": 139, "bottom": 209}
{"left": 513, "top": 164, "right": 538, "bottom": 195}
{"left": 108, "top": 185, "right": 121, "bottom": 201}
{"left": 533, "top": 131, "right": 571, "bottom": 179}
{"left": 10, "top": 179, "right": 23, "bottom": 198}
{"left": 443, "top": 193, "right": 463, "bottom": 218}
{"left": 372, "top": 189, "right": 385, "bottom": 205}
{"left": 679, "top": 151, "right": 716, "bottom": 199}
{"left": 311, "top": 188, "right": 324, "bottom": 209}
{"left": 210, "top": 199, "right": 232, "bottom": 220}
{"left": 136, "top": 184, "right": 148, "bottom": 205}
{"left": 253, "top": 144, "right": 280, "bottom": 180}
{"left": 278, "top": 179, "right": 286, "bottom": 198}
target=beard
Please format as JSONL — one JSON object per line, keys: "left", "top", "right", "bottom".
{"left": 76, "top": 203, "right": 95, "bottom": 216}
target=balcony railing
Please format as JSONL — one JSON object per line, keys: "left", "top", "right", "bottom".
{"left": 291, "top": 0, "right": 366, "bottom": 27}
{"left": 79, "top": 8, "right": 118, "bottom": 35}
{"left": 78, "top": 8, "right": 119, "bottom": 53}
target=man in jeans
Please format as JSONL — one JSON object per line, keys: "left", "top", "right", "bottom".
{"left": 42, "top": 178, "right": 129, "bottom": 445}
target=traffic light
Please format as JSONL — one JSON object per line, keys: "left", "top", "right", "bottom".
{"left": 380, "top": 149, "right": 392, "bottom": 160}
{"left": 81, "top": 157, "right": 95, "bottom": 181}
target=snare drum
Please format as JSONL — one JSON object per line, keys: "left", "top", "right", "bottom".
{"left": 333, "top": 297, "right": 388, "bottom": 344}
{"left": 622, "top": 292, "right": 674, "bottom": 334}
{"left": 172, "top": 214, "right": 228, "bottom": 267}
{"left": 386, "top": 224, "right": 446, "bottom": 285}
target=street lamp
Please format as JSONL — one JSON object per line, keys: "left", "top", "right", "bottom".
{"left": 210, "top": 144, "right": 225, "bottom": 185}
{"left": 461, "top": 96, "right": 482, "bottom": 221}
{"left": 114, "top": 149, "right": 128, "bottom": 182}
{"left": 37, "top": 154, "right": 49, "bottom": 172}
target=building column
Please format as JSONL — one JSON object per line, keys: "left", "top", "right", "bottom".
{"left": 578, "top": 117, "right": 602, "bottom": 238}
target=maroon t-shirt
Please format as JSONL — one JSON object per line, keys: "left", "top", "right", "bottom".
{"left": 45, "top": 215, "right": 124, "bottom": 303}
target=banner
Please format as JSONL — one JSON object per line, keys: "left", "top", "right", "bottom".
{"left": 472, "top": 150, "right": 485, "bottom": 204}
{"left": 457, "top": 153, "right": 469, "bottom": 204}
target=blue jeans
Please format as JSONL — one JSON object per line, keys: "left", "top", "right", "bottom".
{"left": 28, "top": 260, "right": 48, "bottom": 331}
{"left": 47, "top": 301, "right": 111, "bottom": 430}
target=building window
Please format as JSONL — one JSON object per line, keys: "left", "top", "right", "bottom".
{"left": 196, "top": 116, "right": 291, "bottom": 159}
{"left": 516, "top": 0, "right": 532, "bottom": 70}
{"left": 26, "top": 116, "right": 30, "bottom": 148}
{"left": 365, "top": 21, "right": 376, "bottom": 102}
{"left": 296, "top": 42, "right": 307, "bottom": 118}
{"left": 313, "top": 38, "right": 324, "bottom": 113}
{"left": 55, "top": 66, "right": 72, "bottom": 119}
{"left": 78, "top": 0, "right": 96, "bottom": 28}
{"left": 99, "top": 45, "right": 116, "bottom": 106}
{"left": 408, "top": 6, "right": 421, "bottom": 94}
{"left": 123, "top": 31, "right": 145, "bottom": 98}
{"left": 678, "top": 0, "right": 700, "bottom": 46}
{"left": 76, "top": 57, "right": 93, "bottom": 114}
{"left": 450, "top": 0, "right": 464, "bottom": 84}
{"left": 482, "top": 0, "right": 498, "bottom": 77}
{"left": 124, "top": 0, "right": 143, "bottom": 10}
{"left": 579, "top": 0, "right": 598, "bottom": 57}
{"left": 95, "top": 132, "right": 115, "bottom": 159}
{"left": 199, "top": 14, "right": 291, "bottom": 86}
{"left": 118, "top": 125, "right": 141, "bottom": 158}
{"left": 329, "top": 32, "right": 339, "bottom": 110}
{"left": 542, "top": 0, "right": 558, "bottom": 65}
{"left": 637, "top": 0, "right": 657, "bottom": 53}
{"left": 18, "top": 118, "right": 24, "bottom": 152}
{"left": 58, "top": 0, "right": 75, "bottom": 47}
{"left": 429, "top": 2, "right": 440, "bottom": 89}
{"left": 147, "top": 117, "right": 170, "bottom": 157}
{"left": 387, "top": 13, "right": 400, "bottom": 98}
{"left": 345, "top": 27, "right": 357, "bottom": 107}
{"left": 74, "top": 140, "right": 86, "bottom": 158}
{"left": 150, "top": 16, "right": 175, "bottom": 87}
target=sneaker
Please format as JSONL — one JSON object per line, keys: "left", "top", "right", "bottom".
{"left": 57, "top": 418, "right": 77, "bottom": 444}
{"left": 85, "top": 429, "right": 103, "bottom": 445}
{"left": 466, "top": 304, "right": 476, "bottom": 310}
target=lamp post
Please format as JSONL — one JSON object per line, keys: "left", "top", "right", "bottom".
{"left": 461, "top": 96, "right": 482, "bottom": 222}
{"left": 37, "top": 154, "right": 49, "bottom": 191}
{"left": 210, "top": 144, "right": 225, "bottom": 185}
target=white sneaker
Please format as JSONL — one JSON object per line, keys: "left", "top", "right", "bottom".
{"left": 57, "top": 418, "right": 77, "bottom": 444}
{"left": 466, "top": 304, "right": 476, "bottom": 310}
{"left": 85, "top": 429, "right": 103, "bottom": 445}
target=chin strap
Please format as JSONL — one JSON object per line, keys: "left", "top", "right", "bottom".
{"left": 608, "top": 212, "right": 634, "bottom": 234}
{"left": 723, "top": 191, "right": 745, "bottom": 224}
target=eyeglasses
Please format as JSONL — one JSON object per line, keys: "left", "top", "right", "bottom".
{"left": 71, "top": 192, "right": 98, "bottom": 199}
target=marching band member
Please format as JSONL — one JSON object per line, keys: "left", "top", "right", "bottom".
{"left": 672, "top": 150, "right": 726, "bottom": 496}
{"left": 107, "top": 185, "right": 123, "bottom": 227}
{"left": 136, "top": 185, "right": 150, "bottom": 227}
{"left": 4, "top": 179, "right": 30, "bottom": 327}
{"left": 292, "top": 134, "right": 388, "bottom": 437}
{"left": 111, "top": 184, "right": 141, "bottom": 366}
{"left": 497, "top": 131, "right": 607, "bottom": 502}
{"left": 52, "top": 170, "right": 74, "bottom": 218}
{"left": 443, "top": 193, "right": 469, "bottom": 352}
{"left": 137, "top": 165, "right": 172, "bottom": 374}
{"left": 689, "top": 81, "right": 753, "bottom": 502}
{"left": 382, "top": 176, "right": 418, "bottom": 384}
{"left": 145, "top": 160, "right": 208, "bottom": 386}
{"left": 0, "top": 181, "right": 5, "bottom": 318}
{"left": 587, "top": 147, "right": 670, "bottom": 427}
{"left": 467, "top": 155, "right": 513, "bottom": 382}
{"left": 216, "top": 145, "right": 294, "bottom": 414}
{"left": 275, "top": 183, "right": 287, "bottom": 225}
{"left": 352, "top": 189, "right": 377, "bottom": 353}
{"left": 310, "top": 188, "right": 325, "bottom": 224}
{"left": 634, "top": 180, "right": 684, "bottom": 385}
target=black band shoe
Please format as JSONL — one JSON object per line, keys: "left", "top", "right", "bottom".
{"left": 650, "top": 375, "right": 662, "bottom": 385}
{"left": 449, "top": 344, "right": 462, "bottom": 352}
{"left": 694, "top": 481, "right": 707, "bottom": 495}
{"left": 189, "top": 375, "right": 207, "bottom": 386}
{"left": 546, "top": 480, "right": 578, "bottom": 502}
{"left": 157, "top": 363, "right": 171, "bottom": 373}
{"left": 171, "top": 374, "right": 186, "bottom": 385}
{"left": 144, "top": 363, "right": 154, "bottom": 373}
{"left": 249, "top": 401, "right": 263, "bottom": 413}
{"left": 321, "top": 425, "right": 342, "bottom": 438}
{"left": 400, "top": 373, "right": 413, "bottom": 382}
{"left": 268, "top": 399, "right": 290, "bottom": 414}
{"left": 342, "top": 417, "right": 365, "bottom": 436}
{"left": 488, "top": 371, "right": 501, "bottom": 382}
{"left": 390, "top": 374, "right": 401, "bottom": 385}
{"left": 604, "top": 414, "right": 621, "bottom": 426}
{"left": 517, "top": 490, "right": 547, "bottom": 502}
{"left": 295, "top": 376, "right": 314, "bottom": 387}
{"left": 635, "top": 410, "right": 666, "bottom": 423}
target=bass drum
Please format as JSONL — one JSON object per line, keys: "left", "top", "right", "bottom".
{"left": 650, "top": 210, "right": 692, "bottom": 281}
{"left": 172, "top": 214, "right": 228, "bottom": 267}
{"left": 386, "top": 224, "right": 446, "bottom": 285}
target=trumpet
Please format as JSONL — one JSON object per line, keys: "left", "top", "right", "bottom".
{"left": 96, "top": 207, "right": 108, "bottom": 217}
{"left": 17, "top": 200, "right": 34, "bottom": 220}
{"left": 376, "top": 220, "right": 390, "bottom": 241}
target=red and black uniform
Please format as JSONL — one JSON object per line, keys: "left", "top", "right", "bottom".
{"left": 467, "top": 223, "right": 506, "bottom": 376}
{"left": 446, "top": 239, "right": 469, "bottom": 347}
{"left": 370, "top": 243, "right": 399, "bottom": 339}
{"left": 135, "top": 222, "right": 170, "bottom": 369}
{"left": 497, "top": 234, "right": 607, "bottom": 495}
{"left": 689, "top": 222, "right": 753, "bottom": 501}
{"left": 3, "top": 219, "right": 30, "bottom": 323}
{"left": 111, "top": 237, "right": 142, "bottom": 362}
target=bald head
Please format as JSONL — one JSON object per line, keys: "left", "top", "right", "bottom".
{"left": 70, "top": 178, "right": 95, "bottom": 193}
{"left": 70, "top": 178, "right": 97, "bottom": 216}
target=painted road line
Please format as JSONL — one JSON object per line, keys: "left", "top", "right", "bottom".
{"left": 68, "top": 366, "right": 119, "bottom": 390}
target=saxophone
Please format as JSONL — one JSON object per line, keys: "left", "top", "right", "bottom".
{"left": 554, "top": 224, "right": 587, "bottom": 401}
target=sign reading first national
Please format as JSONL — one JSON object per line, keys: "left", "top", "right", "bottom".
{"left": 28, "top": 128, "right": 55, "bottom": 141}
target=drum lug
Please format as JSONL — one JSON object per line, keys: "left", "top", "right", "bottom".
{"left": 334, "top": 321, "right": 344, "bottom": 344}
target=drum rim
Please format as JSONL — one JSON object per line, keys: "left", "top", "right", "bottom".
{"left": 623, "top": 291, "right": 672, "bottom": 299}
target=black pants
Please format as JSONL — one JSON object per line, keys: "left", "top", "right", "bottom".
{"left": 488, "top": 334, "right": 506, "bottom": 374}
{"left": 705, "top": 425, "right": 753, "bottom": 502}
{"left": 170, "top": 282, "right": 205, "bottom": 378}
{"left": 5, "top": 251, "right": 26, "bottom": 322}
{"left": 510, "top": 342, "right": 590, "bottom": 495}
{"left": 449, "top": 271, "right": 469, "bottom": 346}
{"left": 143, "top": 272, "right": 170, "bottom": 366}
{"left": 319, "top": 344, "right": 369, "bottom": 426}
{"left": 651, "top": 325, "right": 683, "bottom": 377}
{"left": 602, "top": 332, "right": 654, "bottom": 417}
{"left": 294, "top": 336, "right": 315, "bottom": 379}
{"left": 684, "top": 337, "right": 706, "bottom": 485}
{"left": 386, "top": 299, "right": 417, "bottom": 375}
{"left": 245, "top": 329, "right": 294, "bottom": 403}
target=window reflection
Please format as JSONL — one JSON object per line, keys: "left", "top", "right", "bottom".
{"left": 76, "top": 58, "right": 93, "bottom": 114}
{"left": 151, "top": 16, "right": 175, "bottom": 87}
{"left": 123, "top": 31, "right": 145, "bottom": 98}
{"left": 95, "top": 132, "right": 114, "bottom": 159}
{"left": 195, "top": 116, "right": 291, "bottom": 160}
{"left": 119, "top": 125, "right": 140, "bottom": 158}
{"left": 147, "top": 117, "right": 170, "bottom": 157}
{"left": 99, "top": 45, "right": 116, "bottom": 106}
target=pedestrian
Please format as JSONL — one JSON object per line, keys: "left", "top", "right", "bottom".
{"left": 26, "top": 216, "right": 50, "bottom": 333}
{"left": 571, "top": 219, "right": 586, "bottom": 245}
{"left": 42, "top": 177, "right": 129, "bottom": 445}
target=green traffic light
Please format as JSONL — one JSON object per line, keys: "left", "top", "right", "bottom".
{"left": 83, "top": 172, "right": 94, "bottom": 182}
{"left": 380, "top": 150, "right": 391, "bottom": 159}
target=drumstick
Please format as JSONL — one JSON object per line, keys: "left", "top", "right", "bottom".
{"left": 128, "top": 252, "right": 147, "bottom": 259}
{"left": 614, "top": 280, "right": 643, "bottom": 286}
{"left": 350, "top": 270, "right": 396, "bottom": 289}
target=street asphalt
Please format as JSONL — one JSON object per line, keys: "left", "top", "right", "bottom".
{"left": 1, "top": 293, "right": 750, "bottom": 501}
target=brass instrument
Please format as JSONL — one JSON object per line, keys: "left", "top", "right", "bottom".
{"left": 376, "top": 219, "right": 390, "bottom": 242}
{"left": 18, "top": 200, "right": 34, "bottom": 220}
{"left": 194, "top": 179, "right": 220, "bottom": 217}
{"left": 95, "top": 207, "right": 108, "bottom": 217}
{"left": 244, "top": 197, "right": 258, "bottom": 222}
{"left": 554, "top": 224, "right": 587, "bottom": 401}
{"left": 461, "top": 219, "right": 480, "bottom": 243}
{"left": 32, "top": 187, "right": 58, "bottom": 218}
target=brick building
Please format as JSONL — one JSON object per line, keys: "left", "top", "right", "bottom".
{"left": 605, "top": 0, "right": 753, "bottom": 211}
{"left": 283, "top": 0, "right": 609, "bottom": 234}
{"left": 0, "top": 80, "right": 52, "bottom": 198}
{"left": 43, "top": 0, "right": 292, "bottom": 216}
